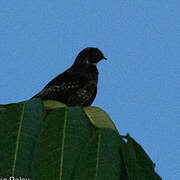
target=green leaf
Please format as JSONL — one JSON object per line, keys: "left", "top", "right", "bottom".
{"left": 43, "top": 99, "right": 66, "bottom": 109}
{"left": 0, "top": 99, "right": 44, "bottom": 177}
{"left": 119, "top": 135, "right": 162, "bottom": 180}
{"left": 32, "top": 107, "right": 121, "bottom": 180}
{"left": 73, "top": 128, "right": 121, "bottom": 180}
{"left": 84, "top": 106, "right": 118, "bottom": 133}
{"left": 0, "top": 100, "right": 161, "bottom": 179}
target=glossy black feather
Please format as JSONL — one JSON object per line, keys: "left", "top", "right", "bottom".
{"left": 33, "top": 47, "right": 106, "bottom": 106}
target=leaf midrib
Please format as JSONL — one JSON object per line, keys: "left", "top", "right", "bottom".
{"left": 59, "top": 108, "right": 67, "bottom": 180}
{"left": 12, "top": 103, "right": 25, "bottom": 176}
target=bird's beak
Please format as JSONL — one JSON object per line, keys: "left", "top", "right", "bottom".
{"left": 103, "top": 56, "right": 107, "bottom": 60}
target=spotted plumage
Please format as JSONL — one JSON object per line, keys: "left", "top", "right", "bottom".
{"left": 33, "top": 47, "right": 106, "bottom": 106}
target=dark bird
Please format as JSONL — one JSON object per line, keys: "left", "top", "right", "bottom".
{"left": 33, "top": 47, "right": 107, "bottom": 106}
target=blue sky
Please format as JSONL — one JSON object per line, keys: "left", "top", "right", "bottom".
{"left": 0, "top": 1, "right": 180, "bottom": 179}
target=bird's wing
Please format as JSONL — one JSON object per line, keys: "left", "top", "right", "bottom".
{"left": 67, "top": 84, "right": 97, "bottom": 106}
{"left": 33, "top": 70, "right": 87, "bottom": 101}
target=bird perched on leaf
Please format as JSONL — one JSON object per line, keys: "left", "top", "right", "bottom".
{"left": 33, "top": 47, "right": 107, "bottom": 106}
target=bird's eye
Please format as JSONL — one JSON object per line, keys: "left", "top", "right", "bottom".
{"left": 94, "top": 52, "right": 98, "bottom": 56}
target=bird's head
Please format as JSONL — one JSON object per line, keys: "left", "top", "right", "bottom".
{"left": 73, "top": 47, "right": 107, "bottom": 66}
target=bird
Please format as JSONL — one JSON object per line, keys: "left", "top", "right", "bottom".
{"left": 33, "top": 47, "right": 107, "bottom": 106}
